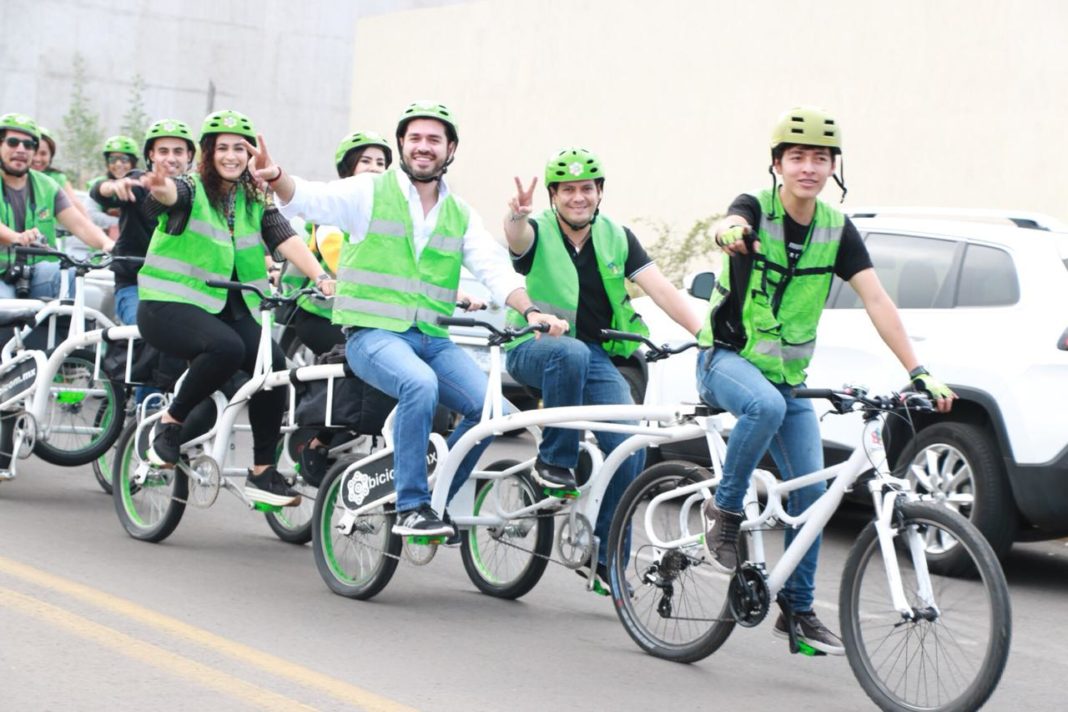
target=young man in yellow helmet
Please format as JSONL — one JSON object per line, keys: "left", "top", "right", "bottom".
{"left": 698, "top": 107, "right": 955, "bottom": 655}
{"left": 503, "top": 149, "right": 702, "bottom": 590}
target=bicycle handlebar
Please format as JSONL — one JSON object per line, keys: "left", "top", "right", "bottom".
{"left": 436, "top": 315, "right": 549, "bottom": 345}
{"left": 9, "top": 245, "right": 140, "bottom": 272}
{"left": 599, "top": 329, "right": 698, "bottom": 362}
{"left": 205, "top": 279, "right": 323, "bottom": 309}
{"left": 792, "top": 386, "right": 934, "bottom": 414}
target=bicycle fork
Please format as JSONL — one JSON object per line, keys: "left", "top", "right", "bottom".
{"left": 873, "top": 488, "right": 939, "bottom": 620}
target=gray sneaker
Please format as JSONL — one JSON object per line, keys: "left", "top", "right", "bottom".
{"left": 773, "top": 611, "right": 846, "bottom": 656}
{"left": 702, "top": 500, "right": 743, "bottom": 573}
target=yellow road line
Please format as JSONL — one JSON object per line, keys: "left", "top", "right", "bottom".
{"left": 0, "top": 586, "right": 316, "bottom": 712}
{"left": 0, "top": 555, "right": 417, "bottom": 712}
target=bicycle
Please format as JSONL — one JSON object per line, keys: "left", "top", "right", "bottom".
{"left": 605, "top": 383, "right": 1011, "bottom": 712}
{"left": 311, "top": 318, "right": 711, "bottom": 601}
{"left": 0, "top": 246, "right": 135, "bottom": 480}
{"left": 111, "top": 281, "right": 376, "bottom": 544}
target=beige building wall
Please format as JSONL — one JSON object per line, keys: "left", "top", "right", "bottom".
{"left": 351, "top": 0, "right": 1068, "bottom": 240}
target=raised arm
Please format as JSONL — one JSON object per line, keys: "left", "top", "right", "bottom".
{"left": 503, "top": 176, "right": 537, "bottom": 254}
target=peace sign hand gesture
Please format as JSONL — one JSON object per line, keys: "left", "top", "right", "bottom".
{"left": 508, "top": 176, "right": 538, "bottom": 223}
{"left": 139, "top": 161, "right": 172, "bottom": 196}
{"left": 244, "top": 133, "right": 281, "bottom": 183}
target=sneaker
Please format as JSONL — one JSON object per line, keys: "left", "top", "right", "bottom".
{"left": 0, "top": 469, "right": 14, "bottom": 481}
{"left": 576, "top": 562, "right": 611, "bottom": 596}
{"left": 244, "top": 467, "right": 301, "bottom": 507}
{"left": 441, "top": 511, "right": 461, "bottom": 547}
{"left": 531, "top": 457, "right": 577, "bottom": 490}
{"left": 392, "top": 503, "right": 454, "bottom": 537}
{"left": 702, "top": 500, "right": 743, "bottom": 573}
{"left": 147, "top": 421, "right": 182, "bottom": 466}
{"left": 773, "top": 611, "right": 846, "bottom": 656}
{"left": 298, "top": 442, "right": 331, "bottom": 488}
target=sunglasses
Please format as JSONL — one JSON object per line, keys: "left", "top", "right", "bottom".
{"left": 107, "top": 154, "right": 134, "bottom": 164}
{"left": 3, "top": 136, "right": 37, "bottom": 150}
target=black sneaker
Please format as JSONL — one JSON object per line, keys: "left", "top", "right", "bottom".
{"left": 702, "top": 500, "right": 743, "bottom": 573}
{"left": 298, "top": 442, "right": 331, "bottom": 488}
{"left": 532, "top": 457, "right": 577, "bottom": 490}
{"left": 576, "top": 562, "right": 611, "bottom": 596}
{"left": 392, "top": 503, "right": 454, "bottom": 537}
{"left": 147, "top": 421, "right": 182, "bottom": 466}
{"left": 773, "top": 611, "right": 846, "bottom": 656}
{"left": 442, "top": 511, "right": 461, "bottom": 547}
{"left": 244, "top": 467, "right": 301, "bottom": 507}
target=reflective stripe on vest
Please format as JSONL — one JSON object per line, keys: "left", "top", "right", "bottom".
{"left": 505, "top": 210, "right": 648, "bottom": 357}
{"left": 138, "top": 174, "right": 268, "bottom": 319}
{"left": 332, "top": 169, "right": 467, "bottom": 337}
{"left": 0, "top": 170, "right": 60, "bottom": 266}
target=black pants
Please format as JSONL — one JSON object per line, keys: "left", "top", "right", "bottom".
{"left": 137, "top": 300, "right": 286, "bottom": 465}
{"left": 292, "top": 308, "right": 345, "bottom": 356}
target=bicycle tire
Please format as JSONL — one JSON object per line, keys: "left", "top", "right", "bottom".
{"left": 460, "top": 459, "right": 553, "bottom": 599}
{"left": 839, "top": 501, "right": 1011, "bottom": 712}
{"left": 607, "top": 460, "right": 741, "bottom": 663}
{"left": 34, "top": 350, "right": 126, "bottom": 466}
{"left": 311, "top": 456, "right": 400, "bottom": 600}
{"left": 112, "top": 420, "right": 187, "bottom": 543}
{"left": 264, "top": 484, "right": 316, "bottom": 545}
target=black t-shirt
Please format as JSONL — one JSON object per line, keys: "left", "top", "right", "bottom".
{"left": 710, "top": 193, "right": 873, "bottom": 351}
{"left": 91, "top": 170, "right": 158, "bottom": 289}
{"left": 512, "top": 217, "right": 652, "bottom": 344}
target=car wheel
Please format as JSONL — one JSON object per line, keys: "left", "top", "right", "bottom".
{"left": 894, "top": 422, "right": 1016, "bottom": 566}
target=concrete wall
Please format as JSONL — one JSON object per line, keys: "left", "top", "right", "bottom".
{"left": 350, "top": 0, "right": 1068, "bottom": 236}
{"left": 1, "top": 0, "right": 458, "bottom": 180}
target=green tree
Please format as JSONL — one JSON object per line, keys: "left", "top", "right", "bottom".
{"left": 628, "top": 214, "right": 723, "bottom": 297}
{"left": 59, "top": 53, "right": 105, "bottom": 187}
{"left": 119, "top": 73, "right": 151, "bottom": 148}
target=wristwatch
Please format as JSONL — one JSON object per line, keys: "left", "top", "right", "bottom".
{"left": 522, "top": 305, "right": 541, "bottom": 320}
{"left": 314, "top": 272, "right": 331, "bottom": 286}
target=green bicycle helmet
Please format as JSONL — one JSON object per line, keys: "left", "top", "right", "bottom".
{"left": 545, "top": 148, "right": 604, "bottom": 187}
{"left": 395, "top": 100, "right": 458, "bottom": 144}
{"left": 0, "top": 113, "right": 41, "bottom": 143}
{"left": 199, "top": 110, "right": 257, "bottom": 144}
{"left": 770, "top": 106, "right": 841, "bottom": 155}
{"left": 102, "top": 135, "right": 139, "bottom": 160}
{"left": 38, "top": 127, "right": 56, "bottom": 157}
{"left": 334, "top": 130, "right": 392, "bottom": 176}
{"left": 143, "top": 119, "right": 196, "bottom": 161}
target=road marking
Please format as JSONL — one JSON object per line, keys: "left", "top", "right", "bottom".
{"left": 0, "top": 586, "right": 316, "bottom": 712}
{"left": 0, "top": 555, "right": 417, "bottom": 712}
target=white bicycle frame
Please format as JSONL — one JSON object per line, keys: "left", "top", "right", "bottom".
{"left": 641, "top": 408, "right": 938, "bottom": 619}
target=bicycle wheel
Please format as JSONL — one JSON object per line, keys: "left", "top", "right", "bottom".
{"left": 264, "top": 481, "right": 316, "bottom": 545}
{"left": 607, "top": 460, "right": 740, "bottom": 663}
{"left": 460, "top": 459, "right": 553, "bottom": 599}
{"left": 34, "top": 350, "right": 126, "bottom": 466}
{"left": 112, "top": 420, "right": 187, "bottom": 542}
{"left": 92, "top": 404, "right": 120, "bottom": 494}
{"left": 311, "top": 456, "right": 400, "bottom": 599}
{"left": 840, "top": 501, "right": 1011, "bottom": 712}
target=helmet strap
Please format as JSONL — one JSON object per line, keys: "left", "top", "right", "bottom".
{"left": 833, "top": 155, "right": 847, "bottom": 203}
{"left": 766, "top": 163, "right": 779, "bottom": 220}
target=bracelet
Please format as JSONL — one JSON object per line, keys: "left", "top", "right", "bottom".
{"left": 522, "top": 305, "right": 541, "bottom": 320}
{"left": 509, "top": 212, "right": 527, "bottom": 223}
{"left": 267, "top": 166, "right": 284, "bottom": 184}
{"left": 909, "top": 365, "right": 929, "bottom": 380}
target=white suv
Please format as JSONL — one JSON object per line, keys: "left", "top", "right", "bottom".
{"left": 638, "top": 210, "right": 1068, "bottom": 564}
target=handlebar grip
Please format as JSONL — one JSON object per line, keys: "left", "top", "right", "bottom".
{"left": 111, "top": 255, "right": 145, "bottom": 265}
{"left": 206, "top": 279, "right": 248, "bottom": 291}
{"left": 12, "top": 245, "right": 59, "bottom": 258}
{"left": 791, "top": 388, "right": 837, "bottom": 400}
{"left": 455, "top": 300, "right": 488, "bottom": 311}
{"left": 600, "top": 328, "right": 642, "bottom": 343}
{"left": 438, "top": 316, "right": 478, "bottom": 328}
{"left": 531, "top": 322, "right": 550, "bottom": 333}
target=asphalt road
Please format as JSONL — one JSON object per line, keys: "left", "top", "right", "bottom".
{"left": 1, "top": 437, "right": 1065, "bottom": 711}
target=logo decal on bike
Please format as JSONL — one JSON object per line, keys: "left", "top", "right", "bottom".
{"left": 339, "top": 443, "right": 437, "bottom": 510}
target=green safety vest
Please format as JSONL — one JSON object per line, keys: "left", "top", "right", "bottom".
{"left": 280, "top": 224, "right": 335, "bottom": 320}
{"left": 138, "top": 174, "right": 270, "bottom": 321}
{"left": 332, "top": 169, "right": 467, "bottom": 337}
{"left": 505, "top": 211, "right": 648, "bottom": 357}
{"left": 43, "top": 168, "right": 69, "bottom": 188}
{"left": 0, "top": 169, "right": 60, "bottom": 267}
{"left": 698, "top": 189, "right": 843, "bottom": 385}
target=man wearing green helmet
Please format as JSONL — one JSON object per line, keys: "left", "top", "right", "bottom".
{"left": 92, "top": 119, "right": 196, "bottom": 331}
{"left": 0, "top": 112, "right": 114, "bottom": 298}
{"left": 503, "top": 148, "right": 702, "bottom": 591}
{"left": 264, "top": 100, "right": 567, "bottom": 538}
{"left": 697, "top": 107, "right": 956, "bottom": 655}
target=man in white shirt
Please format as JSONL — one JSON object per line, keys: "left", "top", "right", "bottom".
{"left": 257, "top": 101, "right": 567, "bottom": 538}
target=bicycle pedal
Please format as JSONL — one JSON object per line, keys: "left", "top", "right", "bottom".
{"left": 794, "top": 640, "right": 825, "bottom": 657}
{"left": 543, "top": 487, "right": 580, "bottom": 499}
{"left": 252, "top": 502, "right": 283, "bottom": 513}
{"left": 406, "top": 535, "right": 445, "bottom": 546}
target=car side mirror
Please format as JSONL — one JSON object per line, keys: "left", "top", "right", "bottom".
{"left": 687, "top": 271, "right": 717, "bottom": 301}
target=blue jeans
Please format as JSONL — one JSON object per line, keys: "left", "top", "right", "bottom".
{"left": 696, "top": 348, "right": 824, "bottom": 612}
{"left": 0, "top": 260, "right": 61, "bottom": 299}
{"left": 345, "top": 327, "right": 492, "bottom": 513}
{"left": 507, "top": 336, "right": 645, "bottom": 566}
{"left": 115, "top": 284, "right": 158, "bottom": 406}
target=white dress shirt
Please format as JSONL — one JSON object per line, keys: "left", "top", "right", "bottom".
{"left": 278, "top": 169, "right": 523, "bottom": 306}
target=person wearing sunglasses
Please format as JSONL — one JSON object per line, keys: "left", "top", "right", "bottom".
{"left": 0, "top": 113, "right": 114, "bottom": 299}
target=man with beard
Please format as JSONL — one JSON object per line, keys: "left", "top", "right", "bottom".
{"left": 262, "top": 100, "right": 568, "bottom": 538}
{"left": 0, "top": 113, "right": 114, "bottom": 299}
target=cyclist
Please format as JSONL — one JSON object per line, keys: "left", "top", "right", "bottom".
{"left": 266, "top": 100, "right": 567, "bottom": 537}
{"left": 0, "top": 113, "right": 114, "bottom": 299}
{"left": 136, "top": 109, "right": 334, "bottom": 507}
{"left": 698, "top": 106, "right": 956, "bottom": 655}
{"left": 31, "top": 127, "right": 90, "bottom": 218}
{"left": 92, "top": 119, "right": 196, "bottom": 328}
{"left": 503, "top": 148, "right": 702, "bottom": 588}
